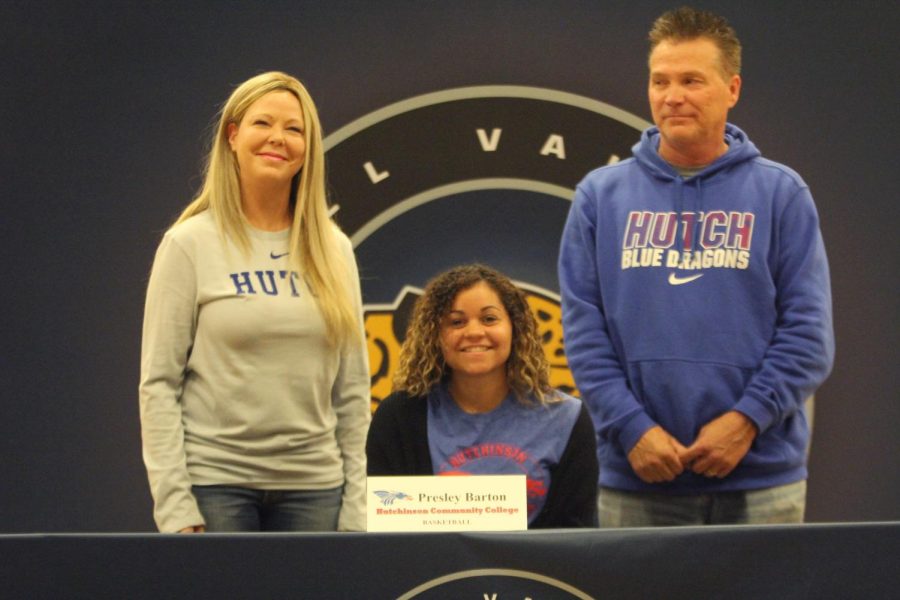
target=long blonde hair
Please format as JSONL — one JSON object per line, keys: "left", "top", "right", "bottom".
{"left": 175, "top": 71, "right": 360, "bottom": 345}
{"left": 393, "top": 264, "right": 555, "bottom": 404}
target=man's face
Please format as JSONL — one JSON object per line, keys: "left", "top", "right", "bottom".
{"left": 648, "top": 37, "right": 741, "bottom": 164}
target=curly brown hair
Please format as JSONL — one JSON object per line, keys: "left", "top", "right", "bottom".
{"left": 392, "top": 264, "right": 556, "bottom": 405}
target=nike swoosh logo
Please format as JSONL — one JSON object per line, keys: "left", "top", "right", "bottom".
{"left": 668, "top": 272, "right": 704, "bottom": 285}
{"left": 270, "top": 251, "right": 289, "bottom": 259}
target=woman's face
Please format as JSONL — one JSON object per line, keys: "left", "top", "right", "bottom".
{"left": 227, "top": 90, "right": 306, "bottom": 189}
{"left": 439, "top": 281, "right": 512, "bottom": 382}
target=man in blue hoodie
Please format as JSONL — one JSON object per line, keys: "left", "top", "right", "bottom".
{"left": 558, "top": 7, "right": 834, "bottom": 526}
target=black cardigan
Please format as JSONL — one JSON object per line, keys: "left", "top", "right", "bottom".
{"left": 366, "top": 391, "right": 599, "bottom": 528}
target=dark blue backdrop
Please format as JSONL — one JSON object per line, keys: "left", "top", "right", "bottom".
{"left": 2, "top": 0, "right": 897, "bottom": 531}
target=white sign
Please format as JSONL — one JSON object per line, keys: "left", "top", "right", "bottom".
{"left": 366, "top": 475, "right": 528, "bottom": 532}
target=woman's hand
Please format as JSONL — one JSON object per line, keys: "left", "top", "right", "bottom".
{"left": 178, "top": 525, "right": 206, "bottom": 533}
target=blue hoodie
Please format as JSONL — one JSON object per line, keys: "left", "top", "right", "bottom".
{"left": 558, "top": 124, "right": 834, "bottom": 493}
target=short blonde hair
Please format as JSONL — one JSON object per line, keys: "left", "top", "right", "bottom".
{"left": 649, "top": 6, "right": 742, "bottom": 77}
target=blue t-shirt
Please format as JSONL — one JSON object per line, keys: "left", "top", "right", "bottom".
{"left": 426, "top": 384, "right": 582, "bottom": 524}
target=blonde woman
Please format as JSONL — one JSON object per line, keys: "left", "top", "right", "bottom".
{"left": 139, "top": 72, "right": 369, "bottom": 533}
{"left": 366, "top": 264, "right": 598, "bottom": 528}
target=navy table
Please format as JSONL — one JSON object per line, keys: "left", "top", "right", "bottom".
{"left": 2, "top": 522, "right": 898, "bottom": 599}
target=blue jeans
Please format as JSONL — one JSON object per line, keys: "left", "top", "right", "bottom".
{"left": 598, "top": 480, "right": 806, "bottom": 527}
{"left": 192, "top": 485, "right": 342, "bottom": 532}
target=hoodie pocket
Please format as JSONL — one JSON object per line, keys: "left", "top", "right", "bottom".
{"left": 627, "top": 359, "right": 754, "bottom": 445}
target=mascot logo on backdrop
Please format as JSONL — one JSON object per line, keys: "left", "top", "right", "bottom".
{"left": 323, "top": 86, "right": 649, "bottom": 410}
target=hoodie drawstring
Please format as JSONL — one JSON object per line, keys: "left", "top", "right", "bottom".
{"left": 676, "top": 175, "right": 703, "bottom": 255}
{"left": 675, "top": 178, "right": 685, "bottom": 253}
{"left": 694, "top": 176, "right": 703, "bottom": 253}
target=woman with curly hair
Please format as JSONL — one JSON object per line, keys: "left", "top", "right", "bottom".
{"left": 366, "top": 264, "right": 597, "bottom": 527}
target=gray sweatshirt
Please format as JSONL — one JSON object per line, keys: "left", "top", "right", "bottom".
{"left": 139, "top": 211, "right": 370, "bottom": 532}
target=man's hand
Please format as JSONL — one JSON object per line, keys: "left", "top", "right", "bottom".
{"left": 680, "top": 411, "right": 757, "bottom": 479}
{"left": 627, "top": 425, "right": 688, "bottom": 483}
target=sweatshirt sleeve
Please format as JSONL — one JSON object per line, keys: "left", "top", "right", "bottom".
{"left": 558, "top": 186, "right": 657, "bottom": 455}
{"left": 365, "top": 399, "right": 396, "bottom": 476}
{"left": 366, "top": 392, "right": 433, "bottom": 476}
{"left": 332, "top": 238, "right": 372, "bottom": 532}
{"left": 138, "top": 233, "right": 205, "bottom": 533}
{"left": 365, "top": 393, "right": 408, "bottom": 476}
{"left": 533, "top": 402, "right": 599, "bottom": 528}
{"left": 733, "top": 187, "right": 835, "bottom": 433}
